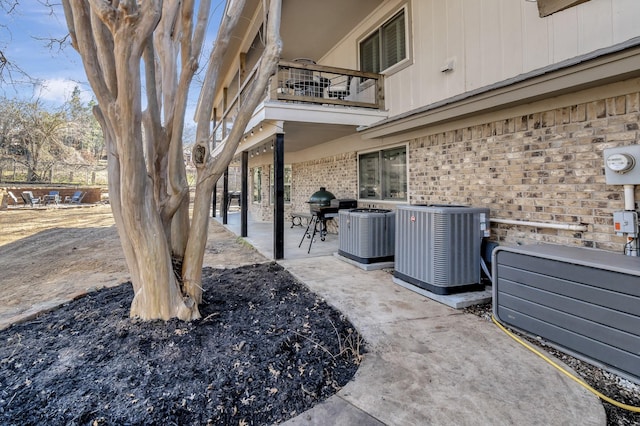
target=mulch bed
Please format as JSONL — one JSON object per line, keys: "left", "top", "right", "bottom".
{"left": 0, "top": 262, "right": 363, "bottom": 425}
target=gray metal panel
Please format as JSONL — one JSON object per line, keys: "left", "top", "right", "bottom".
{"left": 492, "top": 244, "right": 640, "bottom": 382}
{"left": 496, "top": 251, "right": 640, "bottom": 295}
{"left": 497, "top": 305, "right": 640, "bottom": 379}
{"left": 395, "top": 205, "right": 489, "bottom": 289}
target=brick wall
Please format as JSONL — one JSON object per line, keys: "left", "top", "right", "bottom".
{"left": 291, "top": 152, "right": 358, "bottom": 212}
{"left": 408, "top": 93, "right": 640, "bottom": 252}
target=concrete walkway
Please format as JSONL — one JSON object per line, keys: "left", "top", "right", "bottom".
{"left": 218, "top": 212, "right": 605, "bottom": 425}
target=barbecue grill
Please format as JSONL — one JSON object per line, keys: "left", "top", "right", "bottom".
{"left": 298, "top": 187, "right": 356, "bottom": 253}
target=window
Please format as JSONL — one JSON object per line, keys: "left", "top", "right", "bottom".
{"left": 252, "top": 167, "right": 262, "bottom": 203}
{"left": 269, "top": 164, "right": 292, "bottom": 204}
{"left": 360, "top": 9, "right": 407, "bottom": 73}
{"left": 359, "top": 146, "right": 407, "bottom": 201}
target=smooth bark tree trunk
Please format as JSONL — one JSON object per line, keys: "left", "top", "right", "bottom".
{"left": 63, "top": 0, "right": 282, "bottom": 321}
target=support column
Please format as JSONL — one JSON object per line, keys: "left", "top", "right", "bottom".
{"left": 241, "top": 151, "right": 248, "bottom": 237}
{"left": 222, "top": 168, "right": 229, "bottom": 225}
{"left": 273, "top": 133, "right": 285, "bottom": 259}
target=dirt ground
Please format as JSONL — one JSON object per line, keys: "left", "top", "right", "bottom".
{"left": 0, "top": 204, "right": 265, "bottom": 329}
{"left": 0, "top": 205, "right": 362, "bottom": 424}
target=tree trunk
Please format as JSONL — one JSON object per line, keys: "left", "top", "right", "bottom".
{"left": 182, "top": 0, "right": 283, "bottom": 303}
{"left": 63, "top": 0, "right": 281, "bottom": 321}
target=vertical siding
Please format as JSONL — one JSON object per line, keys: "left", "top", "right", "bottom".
{"left": 576, "top": 0, "right": 612, "bottom": 53}
{"left": 322, "top": 0, "right": 640, "bottom": 119}
{"left": 613, "top": 0, "right": 640, "bottom": 43}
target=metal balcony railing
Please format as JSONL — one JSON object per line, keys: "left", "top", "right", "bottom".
{"left": 272, "top": 60, "right": 384, "bottom": 109}
{"left": 211, "top": 60, "right": 384, "bottom": 147}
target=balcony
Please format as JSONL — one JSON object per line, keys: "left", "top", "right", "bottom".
{"left": 212, "top": 60, "right": 385, "bottom": 148}
{"left": 273, "top": 59, "right": 384, "bottom": 109}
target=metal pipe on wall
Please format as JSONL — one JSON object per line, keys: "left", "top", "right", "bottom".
{"left": 490, "top": 218, "right": 588, "bottom": 232}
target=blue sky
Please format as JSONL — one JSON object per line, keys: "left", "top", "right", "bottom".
{"left": 1, "top": 2, "right": 91, "bottom": 104}
{"left": 1, "top": 1, "right": 225, "bottom": 114}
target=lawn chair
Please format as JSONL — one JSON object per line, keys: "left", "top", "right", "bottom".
{"left": 64, "top": 191, "right": 85, "bottom": 204}
{"left": 21, "top": 191, "right": 41, "bottom": 207}
{"left": 7, "top": 191, "right": 19, "bottom": 206}
{"left": 43, "top": 191, "right": 61, "bottom": 206}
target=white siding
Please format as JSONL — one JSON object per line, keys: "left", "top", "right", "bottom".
{"left": 321, "top": 0, "right": 640, "bottom": 118}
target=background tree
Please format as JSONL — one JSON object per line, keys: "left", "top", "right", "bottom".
{"left": 0, "top": 96, "right": 83, "bottom": 181}
{"left": 64, "top": 87, "right": 105, "bottom": 160}
{"left": 61, "top": 0, "right": 282, "bottom": 320}
{"left": 0, "top": 0, "right": 28, "bottom": 86}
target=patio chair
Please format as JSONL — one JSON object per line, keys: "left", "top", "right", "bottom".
{"left": 7, "top": 191, "right": 19, "bottom": 206}
{"left": 64, "top": 191, "right": 85, "bottom": 204}
{"left": 21, "top": 191, "right": 41, "bottom": 207}
{"left": 326, "top": 75, "right": 352, "bottom": 99}
{"left": 43, "top": 191, "right": 61, "bottom": 206}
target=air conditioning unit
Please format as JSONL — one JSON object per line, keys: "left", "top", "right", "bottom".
{"left": 338, "top": 208, "right": 395, "bottom": 264}
{"left": 493, "top": 244, "right": 640, "bottom": 383}
{"left": 394, "top": 204, "right": 490, "bottom": 295}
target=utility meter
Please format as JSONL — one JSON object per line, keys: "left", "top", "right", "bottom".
{"left": 603, "top": 146, "right": 640, "bottom": 185}
{"left": 606, "top": 153, "right": 635, "bottom": 174}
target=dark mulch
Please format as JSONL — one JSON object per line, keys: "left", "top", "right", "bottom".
{"left": 0, "top": 262, "right": 364, "bottom": 425}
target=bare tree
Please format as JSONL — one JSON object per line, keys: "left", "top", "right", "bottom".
{"left": 0, "top": 0, "right": 28, "bottom": 86}
{"left": 0, "top": 96, "right": 77, "bottom": 181}
{"left": 61, "top": 0, "right": 282, "bottom": 321}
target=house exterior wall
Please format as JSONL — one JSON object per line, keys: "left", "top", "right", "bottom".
{"left": 247, "top": 153, "right": 358, "bottom": 224}
{"left": 234, "top": 0, "right": 640, "bottom": 255}
{"left": 406, "top": 86, "right": 640, "bottom": 252}
{"left": 291, "top": 152, "right": 359, "bottom": 212}
{"left": 243, "top": 78, "right": 640, "bottom": 253}
{"left": 364, "top": 81, "right": 638, "bottom": 252}
{"left": 321, "top": 0, "right": 640, "bottom": 119}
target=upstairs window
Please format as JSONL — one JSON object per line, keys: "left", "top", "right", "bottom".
{"left": 360, "top": 9, "right": 407, "bottom": 73}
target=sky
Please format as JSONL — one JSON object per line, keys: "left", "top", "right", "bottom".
{"left": 0, "top": 1, "right": 225, "bottom": 116}
{"left": 0, "top": 2, "right": 92, "bottom": 104}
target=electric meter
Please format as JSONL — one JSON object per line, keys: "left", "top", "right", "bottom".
{"left": 603, "top": 146, "right": 640, "bottom": 185}
{"left": 606, "top": 153, "right": 635, "bottom": 174}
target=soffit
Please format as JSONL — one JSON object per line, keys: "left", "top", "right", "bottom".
{"left": 279, "top": 0, "right": 384, "bottom": 61}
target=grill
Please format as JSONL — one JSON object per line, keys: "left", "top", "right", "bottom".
{"left": 298, "top": 188, "right": 356, "bottom": 253}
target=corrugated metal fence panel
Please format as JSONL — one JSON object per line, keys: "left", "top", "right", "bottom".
{"left": 493, "top": 244, "right": 640, "bottom": 382}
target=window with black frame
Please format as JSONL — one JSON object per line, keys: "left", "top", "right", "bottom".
{"left": 360, "top": 9, "right": 407, "bottom": 73}
{"left": 358, "top": 146, "right": 407, "bottom": 201}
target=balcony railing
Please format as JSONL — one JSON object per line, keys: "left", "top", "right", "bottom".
{"left": 212, "top": 60, "right": 384, "bottom": 147}
{"left": 272, "top": 60, "right": 384, "bottom": 109}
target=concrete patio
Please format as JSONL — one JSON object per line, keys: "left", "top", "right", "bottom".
{"left": 214, "top": 211, "right": 606, "bottom": 425}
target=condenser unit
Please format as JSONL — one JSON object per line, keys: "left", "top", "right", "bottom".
{"left": 338, "top": 208, "right": 395, "bottom": 264}
{"left": 394, "top": 204, "right": 490, "bottom": 295}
